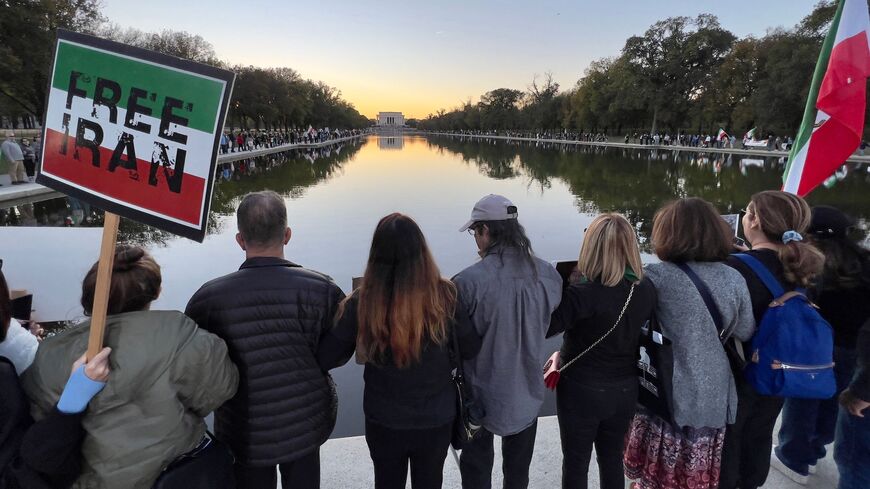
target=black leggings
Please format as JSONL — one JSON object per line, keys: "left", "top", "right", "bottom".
{"left": 556, "top": 375, "right": 637, "bottom": 489}
{"left": 365, "top": 420, "right": 452, "bottom": 489}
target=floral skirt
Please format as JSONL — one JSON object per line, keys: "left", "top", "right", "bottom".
{"left": 623, "top": 409, "right": 725, "bottom": 489}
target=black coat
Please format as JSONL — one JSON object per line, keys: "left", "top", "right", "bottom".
{"left": 185, "top": 257, "right": 345, "bottom": 466}
{"left": 0, "top": 357, "right": 84, "bottom": 489}
{"left": 317, "top": 293, "right": 482, "bottom": 430}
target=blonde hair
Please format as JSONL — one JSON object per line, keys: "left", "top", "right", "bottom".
{"left": 578, "top": 213, "right": 644, "bottom": 287}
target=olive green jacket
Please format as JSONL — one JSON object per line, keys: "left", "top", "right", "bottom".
{"left": 21, "top": 310, "right": 239, "bottom": 489}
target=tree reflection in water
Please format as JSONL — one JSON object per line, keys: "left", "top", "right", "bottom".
{"left": 426, "top": 135, "right": 870, "bottom": 249}
{"left": 0, "top": 140, "right": 364, "bottom": 247}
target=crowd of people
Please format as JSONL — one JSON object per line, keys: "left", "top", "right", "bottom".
{"left": 427, "top": 129, "right": 799, "bottom": 152}
{"left": 1, "top": 131, "right": 40, "bottom": 185}
{"left": 0, "top": 189, "right": 868, "bottom": 489}
{"left": 219, "top": 128, "right": 366, "bottom": 154}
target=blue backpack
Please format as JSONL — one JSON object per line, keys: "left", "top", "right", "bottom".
{"left": 733, "top": 254, "right": 836, "bottom": 399}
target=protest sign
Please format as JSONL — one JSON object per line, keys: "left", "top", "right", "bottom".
{"left": 36, "top": 30, "right": 234, "bottom": 357}
{"left": 37, "top": 29, "right": 234, "bottom": 242}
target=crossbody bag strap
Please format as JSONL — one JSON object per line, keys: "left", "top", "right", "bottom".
{"left": 558, "top": 282, "right": 636, "bottom": 373}
{"left": 675, "top": 262, "right": 726, "bottom": 339}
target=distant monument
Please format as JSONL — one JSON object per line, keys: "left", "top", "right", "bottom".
{"left": 377, "top": 112, "right": 405, "bottom": 127}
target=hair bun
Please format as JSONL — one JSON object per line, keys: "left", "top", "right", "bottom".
{"left": 113, "top": 245, "right": 145, "bottom": 271}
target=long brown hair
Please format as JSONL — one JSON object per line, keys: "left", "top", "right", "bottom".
{"left": 749, "top": 191, "right": 824, "bottom": 287}
{"left": 578, "top": 213, "right": 644, "bottom": 286}
{"left": 346, "top": 213, "right": 456, "bottom": 369}
{"left": 81, "top": 245, "right": 161, "bottom": 315}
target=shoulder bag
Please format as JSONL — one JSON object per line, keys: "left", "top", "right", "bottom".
{"left": 448, "top": 324, "right": 485, "bottom": 450}
{"left": 151, "top": 432, "right": 235, "bottom": 489}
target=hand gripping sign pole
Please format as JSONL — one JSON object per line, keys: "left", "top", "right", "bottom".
{"left": 86, "top": 212, "right": 120, "bottom": 360}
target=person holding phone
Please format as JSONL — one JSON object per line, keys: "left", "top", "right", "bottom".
{"left": 624, "top": 198, "right": 754, "bottom": 489}
{"left": 547, "top": 213, "right": 656, "bottom": 489}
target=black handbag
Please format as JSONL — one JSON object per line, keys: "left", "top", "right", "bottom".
{"left": 675, "top": 262, "right": 747, "bottom": 372}
{"left": 151, "top": 432, "right": 236, "bottom": 489}
{"left": 448, "top": 324, "right": 485, "bottom": 450}
{"left": 636, "top": 312, "right": 677, "bottom": 425}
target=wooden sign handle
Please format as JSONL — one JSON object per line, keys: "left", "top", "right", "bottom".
{"left": 86, "top": 212, "right": 120, "bottom": 361}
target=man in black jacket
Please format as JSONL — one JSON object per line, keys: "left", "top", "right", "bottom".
{"left": 186, "top": 191, "right": 344, "bottom": 489}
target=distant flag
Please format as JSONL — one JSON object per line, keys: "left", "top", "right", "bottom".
{"left": 783, "top": 0, "right": 870, "bottom": 196}
{"left": 717, "top": 128, "right": 729, "bottom": 141}
{"left": 744, "top": 127, "right": 756, "bottom": 140}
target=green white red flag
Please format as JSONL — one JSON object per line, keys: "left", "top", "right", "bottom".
{"left": 783, "top": 0, "right": 870, "bottom": 197}
{"left": 717, "top": 128, "right": 729, "bottom": 141}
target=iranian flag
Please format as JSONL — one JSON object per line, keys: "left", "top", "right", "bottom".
{"left": 783, "top": 0, "right": 870, "bottom": 196}
{"left": 717, "top": 128, "right": 729, "bottom": 141}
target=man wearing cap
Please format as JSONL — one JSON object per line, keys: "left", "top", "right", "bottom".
{"left": 454, "top": 194, "right": 562, "bottom": 489}
{"left": 1, "top": 132, "right": 26, "bottom": 185}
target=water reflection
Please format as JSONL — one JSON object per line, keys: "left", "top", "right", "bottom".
{"left": 426, "top": 135, "right": 870, "bottom": 245}
{"left": 1, "top": 140, "right": 364, "bottom": 246}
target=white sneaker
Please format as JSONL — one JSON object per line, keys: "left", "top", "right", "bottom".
{"left": 770, "top": 448, "right": 808, "bottom": 485}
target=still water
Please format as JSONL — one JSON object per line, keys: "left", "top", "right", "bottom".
{"left": 3, "top": 134, "right": 869, "bottom": 437}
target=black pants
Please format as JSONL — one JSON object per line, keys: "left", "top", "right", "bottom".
{"left": 365, "top": 420, "right": 452, "bottom": 489}
{"left": 234, "top": 449, "right": 320, "bottom": 489}
{"left": 557, "top": 375, "right": 637, "bottom": 489}
{"left": 459, "top": 419, "right": 538, "bottom": 489}
{"left": 719, "top": 376, "right": 785, "bottom": 489}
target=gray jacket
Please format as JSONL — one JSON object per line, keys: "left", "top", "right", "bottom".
{"left": 1, "top": 139, "right": 23, "bottom": 162}
{"left": 454, "top": 248, "right": 562, "bottom": 436}
{"left": 645, "top": 262, "right": 754, "bottom": 429}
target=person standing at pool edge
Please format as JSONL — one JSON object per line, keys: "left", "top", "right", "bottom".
{"left": 454, "top": 194, "right": 562, "bottom": 489}
{"left": 186, "top": 191, "right": 345, "bottom": 489}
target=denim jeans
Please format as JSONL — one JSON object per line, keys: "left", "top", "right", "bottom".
{"left": 776, "top": 348, "right": 857, "bottom": 474}
{"left": 835, "top": 404, "right": 870, "bottom": 489}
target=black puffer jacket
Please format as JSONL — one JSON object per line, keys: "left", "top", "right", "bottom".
{"left": 185, "top": 256, "right": 345, "bottom": 466}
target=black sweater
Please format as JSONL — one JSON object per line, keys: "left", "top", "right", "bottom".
{"left": 0, "top": 357, "right": 84, "bottom": 489}
{"left": 547, "top": 277, "right": 656, "bottom": 382}
{"left": 317, "top": 294, "right": 482, "bottom": 429}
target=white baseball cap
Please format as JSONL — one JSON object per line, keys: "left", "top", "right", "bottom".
{"left": 459, "top": 194, "right": 518, "bottom": 232}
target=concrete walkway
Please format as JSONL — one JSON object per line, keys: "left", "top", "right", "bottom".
{"left": 0, "top": 133, "right": 370, "bottom": 207}
{"left": 427, "top": 132, "right": 870, "bottom": 165}
{"left": 308, "top": 415, "right": 837, "bottom": 489}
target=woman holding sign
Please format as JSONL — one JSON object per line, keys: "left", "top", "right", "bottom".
{"left": 21, "top": 245, "right": 239, "bottom": 489}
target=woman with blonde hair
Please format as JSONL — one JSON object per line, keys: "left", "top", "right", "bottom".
{"left": 623, "top": 198, "right": 755, "bottom": 489}
{"left": 547, "top": 213, "right": 656, "bottom": 489}
{"left": 317, "top": 213, "right": 481, "bottom": 489}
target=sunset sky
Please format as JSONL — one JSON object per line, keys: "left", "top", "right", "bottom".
{"left": 103, "top": 0, "right": 821, "bottom": 120}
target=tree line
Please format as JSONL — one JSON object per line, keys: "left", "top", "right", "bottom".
{"left": 419, "top": 1, "right": 869, "bottom": 139}
{"left": 0, "top": 1, "right": 370, "bottom": 131}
